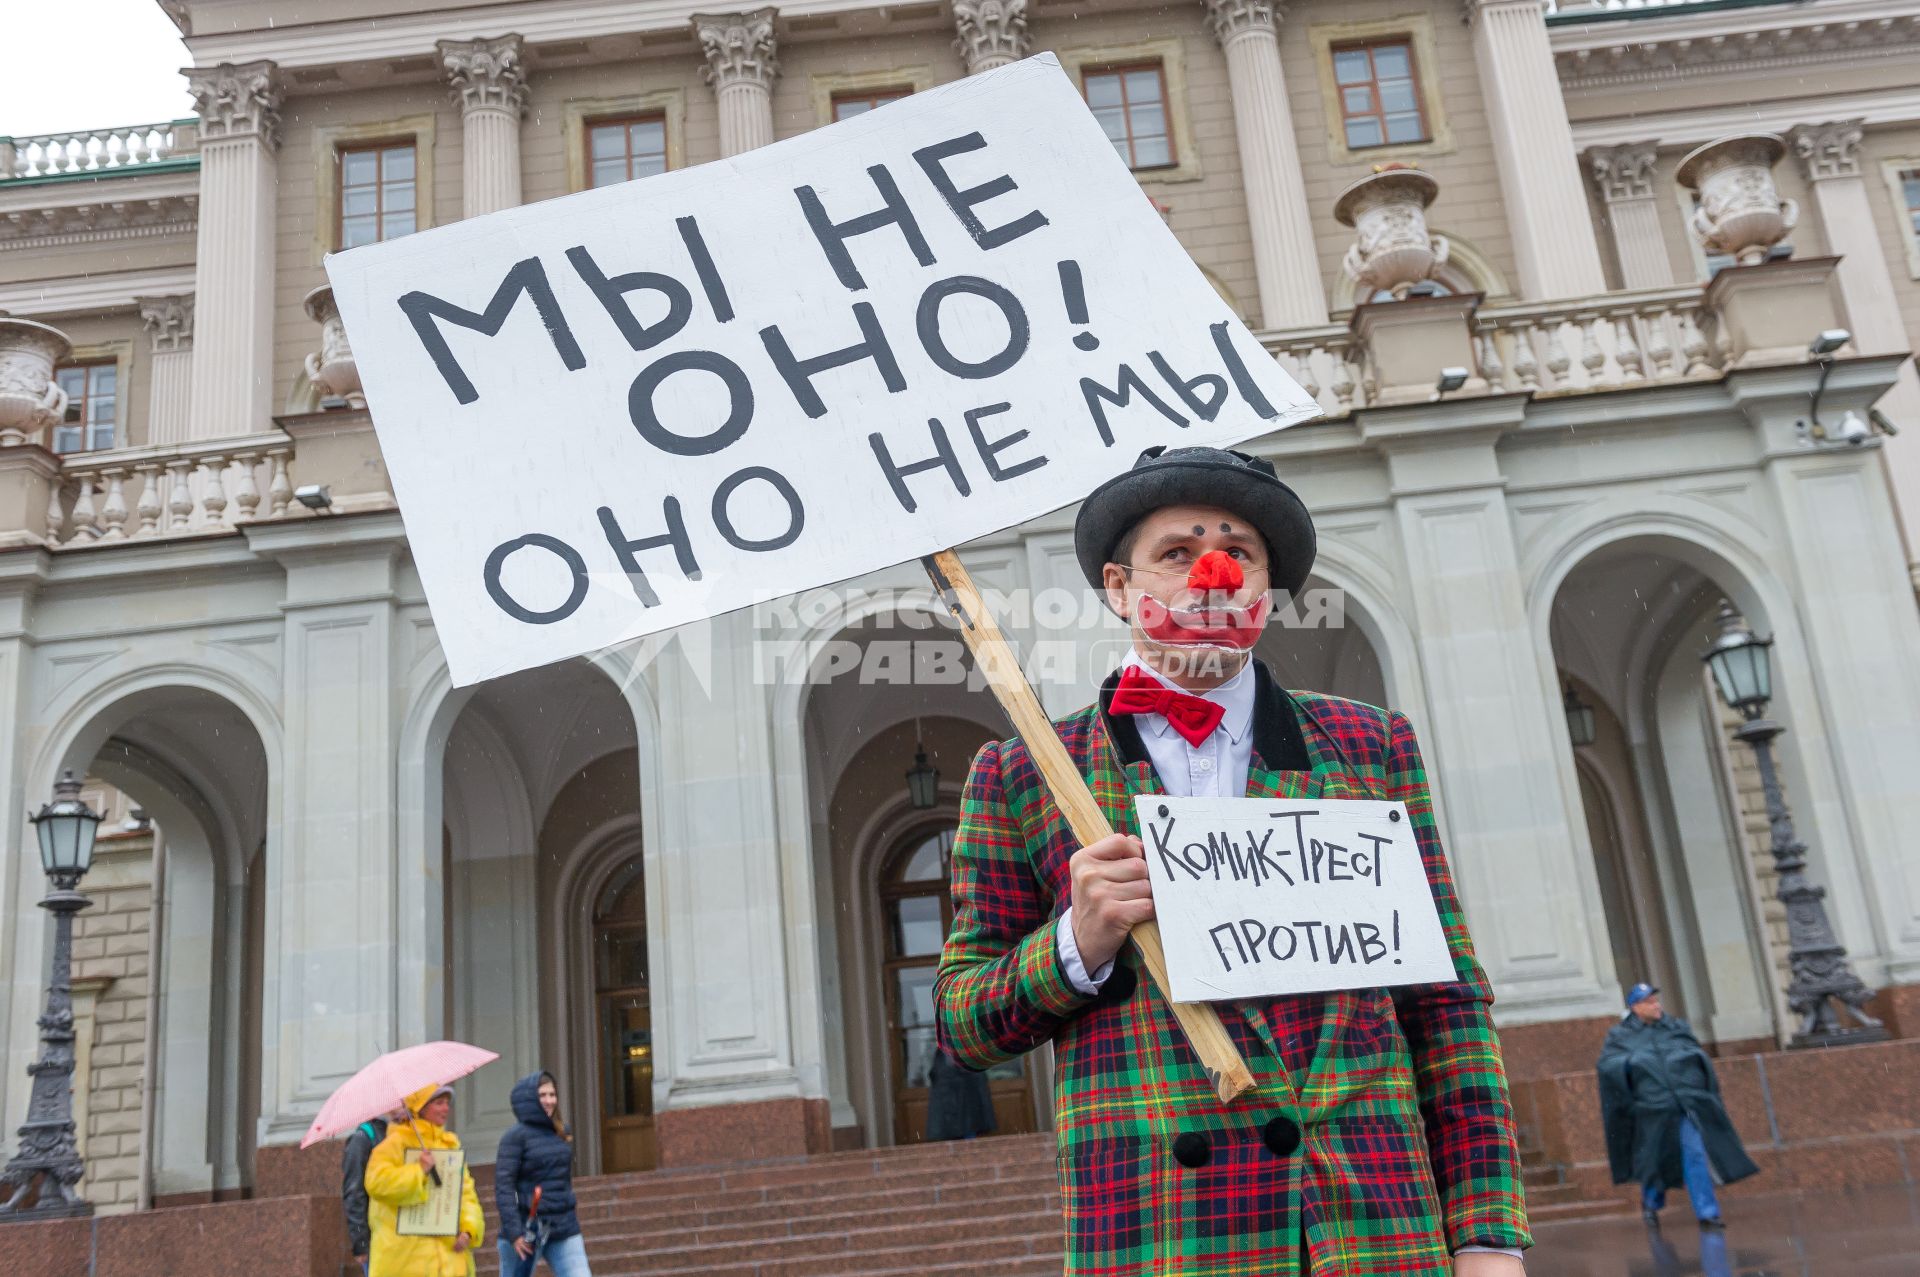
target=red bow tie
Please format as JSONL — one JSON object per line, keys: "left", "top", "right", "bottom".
{"left": 1110, "top": 666, "right": 1226, "bottom": 747}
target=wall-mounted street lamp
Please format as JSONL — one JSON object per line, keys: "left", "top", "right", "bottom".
{"left": 905, "top": 722, "right": 940, "bottom": 811}
{"left": 0, "top": 771, "right": 102, "bottom": 1221}
{"left": 1562, "top": 682, "right": 1597, "bottom": 749}
{"left": 1702, "top": 601, "right": 1887, "bottom": 1048}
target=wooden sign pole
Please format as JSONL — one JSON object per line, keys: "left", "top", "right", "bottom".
{"left": 923, "top": 549, "right": 1255, "bottom": 1104}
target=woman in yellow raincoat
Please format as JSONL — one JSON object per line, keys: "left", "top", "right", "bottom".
{"left": 365, "top": 1083, "right": 486, "bottom": 1276}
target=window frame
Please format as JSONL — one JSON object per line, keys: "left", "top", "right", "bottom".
{"left": 310, "top": 114, "right": 436, "bottom": 262}
{"left": 1081, "top": 60, "right": 1177, "bottom": 173}
{"left": 583, "top": 112, "right": 672, "bottom": 190}
{"left": 1053, "top": 39, "right": 1202, "bottom": 185}
{"left": 1307, "top": 15, "right": 1454, "bottom": 167}
{"left": 1328, "top": 37, "right": 1430, "bottom": 153}
{"left": 563, "top": 91, "right": 686, "bottom": 193}
{"left": 808, "top": 67, "right": 933, "bottom": 129}
{"left": 334, "top": 138, "right": 419, "bottom": 251}
{"left": 830, "top": 87, "right": 913, "bottom": 123}
{"left": 50, "top": 358, "right": 120, "bottom": 455}
{"left": 1880, "top": 157, "right": 1920, "bottom": 280}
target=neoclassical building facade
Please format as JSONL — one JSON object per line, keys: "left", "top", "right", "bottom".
{"left": 3, "top": 0, "right": 1920, "bottom": 1212}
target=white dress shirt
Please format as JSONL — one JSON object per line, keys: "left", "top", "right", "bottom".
{"left": 1057, "top": 651, "right": 1256, "bottom": 993}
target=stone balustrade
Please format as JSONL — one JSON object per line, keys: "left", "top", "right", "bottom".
{"left": 1265, "top": 326, "right": 1371, "bottom": 417}
{"left": 1473, "top": 286, "right": 1720, "bottom": 395}
{"left": 1259, "top": 276, "right": 1817, "bottom": 416}
{"left": 46, "top": 434, "right": 294, "bottom": 547}
{"left": 0, "top": 121, "right": 191, "bottom": 182}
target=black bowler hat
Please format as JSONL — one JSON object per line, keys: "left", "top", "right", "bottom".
{"left": 1073, "top": 445, "right": 1316, "bottom": 598}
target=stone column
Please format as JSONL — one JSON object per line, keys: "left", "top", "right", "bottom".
{"left": 1465, "top": 0, "right": 1607, "bottom": 300}
{"left": 648, "top": 625, "right": 828, "bottom": 1165}
{"left": 0, "top": 565, "right": 44, "bottom": 1141}
{"left": 693, "top": 9, "right": 779, "bottom": 159}
{"left": 185, "top": 61, "right": 281, "bottom": 441}
{"left": 436, "top": 34, "right": 529, "bottom": 218}
{"left": 1585, "top": 142, "right": 1672, "bottom": 290}
{"left": 1361, "top": 399, "right": 1620, "bottom": 1023}
{"left": 1787, "top": 119, "right": 1920, "bottom": 584}
{"left": 136, "top": 295, "right": 194, "bottom": 446}
{"left": 952, "top": 0, "right": 1029, "bottom": 74}
{"left": 1204, "top": 0, "right": 1327, "bottom": 330}
{"left": 248, "top": 520, "right": 402, "bottom": 1144}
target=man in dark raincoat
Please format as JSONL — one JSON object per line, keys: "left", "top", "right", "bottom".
{"left": 1598, "top": 984, "right": 1758, "bottom": 1228}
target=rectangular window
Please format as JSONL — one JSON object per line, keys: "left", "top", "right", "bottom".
{"left": 1902, "top": 167, "right": 1920, "bottom": 240}
{"left": 52, "top": 362, "right": 116, "bottom": 455}
{"left": 587, "top": 116, "right": 669, "bottom": 188}
{"left": 1083, "top": 63, "right": 1173, "bottom": 171}
{"left": 1331, "top": 39, "right": 1428, "bottom": 150}
{"left": 338, "top": 142, "right": 416, "bottom": 249}
{"left": 832, "top": 89, "right": 911, "bottom": 122}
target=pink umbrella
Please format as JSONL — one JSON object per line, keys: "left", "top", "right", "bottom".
{"left": 301, "top": 1040, "right": 499, "bottom": 1149}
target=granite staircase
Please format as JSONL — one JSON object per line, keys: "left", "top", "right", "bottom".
{"left": 473, "top": 1132, "right": 1064, "bottom": 1277}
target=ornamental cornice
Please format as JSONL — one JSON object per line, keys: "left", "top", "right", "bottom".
{"left": 951, "top": 0, "right": 1029, "bottom": 73}
{"left": 1204, "top": 0, "right": 1279, "bottom": 45}
{"left": 1787, "top": 119, "right": 1865, "bottom": 182}
{"left": 1585, "top": 141, "right": 1659, "bottom": 203}
{"left": 0, "top": 194, "right": 198, "bottom": 252}
{"left": 136, "top": 295, "right": 195, "bottom": 353}
{"left": 692, "top": 9, "right": 779, "bottom": 92}
{"left": 187, "top": 60, "right": 283, "bottom": 150}
{"left": 1555, "top": 14, "right": 1920, "bottom": 89}
{"left": 436, "top": 34, "right": 531, "bottom": 117}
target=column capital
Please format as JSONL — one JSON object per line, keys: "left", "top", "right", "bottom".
{"left": 437, "top": 34, "right": 530, "bottom": 117}
{"left": 187, "top": 60, "right": 283, "bottom": 150}
{"left": 135, "top": 295, "right": 194, "bottom": 354}
{"left": 1787, "top": 119, "right": 1865, "bottom": 182}
{"left": 952, "top": 0, "right": 1029, "bottom": 74}
{"left": 1585, "top": 141, "right": 1660, "bottom": 203}
{"left": 693, "top": 9, "right": 780, "bottom": 92}
{"left": 1204, "top": 0, "right": 1280, "bottom": 46}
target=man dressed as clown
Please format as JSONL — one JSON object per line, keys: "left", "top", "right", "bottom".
{"left": 934, "top": 445, "right": 1530, "bottom": 1275}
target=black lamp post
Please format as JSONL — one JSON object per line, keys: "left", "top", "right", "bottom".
{"left": 1702, "top": 602, "right": 1887, "bottom": 1048}
{"left": 0, "top": 771, "right": 101, "bottom": 1221}
{"left": 1562, "top": 682, "right": 1597, "bottom": 749}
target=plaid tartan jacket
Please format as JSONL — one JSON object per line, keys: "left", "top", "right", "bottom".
{"left": 934, "top": 664, "right": 1531, "bottom": 1274}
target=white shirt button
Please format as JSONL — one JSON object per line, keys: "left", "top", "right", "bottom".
{"left": 1193, "top": 757, "right": 1215, "bottom": 773}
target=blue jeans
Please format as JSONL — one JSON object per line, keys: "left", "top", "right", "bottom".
{"left": 498, "top": 1232, "right": 592, "bottom": 1277}
{"left": 1642, "top": 1115, "right": 1721, "bottom": 1221}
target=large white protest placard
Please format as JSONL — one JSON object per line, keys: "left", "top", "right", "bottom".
{"left": 325, "top": 54, "right": 1318, "bottom": 687}
{"left": 1133, "top": 796, "right": 1457, "bottom": 1002}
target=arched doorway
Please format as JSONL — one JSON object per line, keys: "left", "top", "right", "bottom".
{"left": 1547, "top": 538, "right": 1786, "bottom": 1043}
{"left": 590, "top": 856, "right": 654, "bottom": 1171}
{"left": 877, "top": 823, "right": 1035, "bottom": 1143}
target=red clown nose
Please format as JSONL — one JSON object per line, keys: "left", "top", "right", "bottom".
{"left": 1186, "top": 549, "right": 1244, "bottom": 594}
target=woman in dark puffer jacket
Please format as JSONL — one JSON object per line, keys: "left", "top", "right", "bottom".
{"left": 495, "top": 1071, "right": 592, "bottom": 1277}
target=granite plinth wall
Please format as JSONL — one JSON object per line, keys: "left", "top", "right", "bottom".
{"left": 1515, "top": 1036, "right": 1920, "bottom": 1205}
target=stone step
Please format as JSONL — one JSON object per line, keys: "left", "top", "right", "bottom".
{"left": 589, "top": 1206, "right": 1063, "bottom": 1271}
{"left": 569, "top": 1181, "right": 1062, "bottom": 1243}
{"left": 566, "top": 1161, "right": 1057, "bottom": 1225}
{"left": 570, "top": 1134, "right": 1052, "bottom": 1201}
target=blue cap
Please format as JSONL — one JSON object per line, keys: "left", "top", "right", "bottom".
{"left": 1625, "top": 982, "right": 1659, "bottom": 1008}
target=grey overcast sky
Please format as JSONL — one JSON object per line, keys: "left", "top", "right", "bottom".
{"left": 2, "top": 2, "right": 194, "bottom": 138}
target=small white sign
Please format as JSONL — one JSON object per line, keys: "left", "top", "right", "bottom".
{"left": 324, "top": 53, "right": 1317, "bottom": 688}
{"left": 1133, "top": 795, "right": 1457, "bottom": 1002}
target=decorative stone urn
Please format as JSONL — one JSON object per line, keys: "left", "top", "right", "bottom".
{"left": 1335, "top": 166, "right": 1450, "bottom": 301}
{"left": 302, "top": 285, "right": 365, "bottom": 409}
{"left": 1677, "top": 133, "right": 1798, "bottom": 267}
{"left": 0, "top": 317, "right": 74, "bottom": 445}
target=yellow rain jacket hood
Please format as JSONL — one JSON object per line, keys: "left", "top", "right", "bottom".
{"left": 363, "top": 1083, "right": 486, "bottom": 1277}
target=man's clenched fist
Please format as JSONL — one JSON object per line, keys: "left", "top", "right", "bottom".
{"left": 1069, "top": 833, "right": 1155, "bottom": 973}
